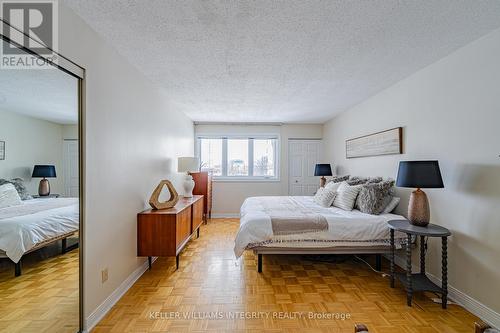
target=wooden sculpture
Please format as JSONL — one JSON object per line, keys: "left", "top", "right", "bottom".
{"left": 149, "top": 180, "right": 179, "bottom": 210}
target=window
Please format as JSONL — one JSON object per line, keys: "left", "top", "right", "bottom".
{"left": 197, "top": 135, "right": 279, "bottom": 180}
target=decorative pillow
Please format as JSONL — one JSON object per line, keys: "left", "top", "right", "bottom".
{"left": 313, "top": 187, "right": 337, "bottom": 207}
{"left": 327, "top": 175, "right": 350, "bottom": 184}
{"left": 324, "top": 181, "right": 342, "bottom": 192}
{"left": 382, "top": 196, "right": 400, "bottom": 214}
{"left": 356, "top": 180, "right": 395, "bottom": 215}
{"left": 346, "top": 176, "right": 369, "bottom": 186}
{"left": 0, "top": 183, "right": 22, "bottom": 209}
{"left": 332, "top": 182, "right": 362, "bottom": 211}
{"left": 366, "top": 177, "right": 383, "bottom": 184}
{"left": 0, "top": 178, "right": 32, "bottom": 200}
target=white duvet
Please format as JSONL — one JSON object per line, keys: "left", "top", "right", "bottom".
{"left": 234, "top": 196, "right": 407, "bottom": 257}
{"left": 0, "top": 198, "right": 79, "bottom": 262}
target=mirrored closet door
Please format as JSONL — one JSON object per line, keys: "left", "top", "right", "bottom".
{"left": 0, "top": 29, "right": 84, "bottom": 332}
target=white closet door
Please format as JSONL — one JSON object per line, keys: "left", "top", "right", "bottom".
{"left": 63, "top": 140, "right": 79, "bottom": 197}
{"left": 288, "top": 140, "right": 322, "bottom": 195}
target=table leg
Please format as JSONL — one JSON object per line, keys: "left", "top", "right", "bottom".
{"left": 197, "top": 228, "right": 200, "bottom": 238}
{"left": 420, "top": 235, "right": 425, "bottom": 274}
{"left": 390, "top": 229, "right": 395, "bottom": 288}
{"left": 442, "top": 236, "right": 448, "bottom": 309}
{"left": 148, "top": 256, "right": 152, "bottom": 270}
{"left": 176, "top": 254, "right": 180, "bottom": 270}
{"left": 406, "top": 234, "right": 412, "bottom": 306}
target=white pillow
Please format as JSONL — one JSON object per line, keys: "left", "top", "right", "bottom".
{"left": 382, "top": 196, "right": 400, "bottom": 214}
{"left": 0, "top": 183, "right": 22, "bottom": 209}
{"left": 324, "top": 181, "right": 341, "bottom": 193}
{"left": 332, "top": 182, "right": 362, "bottom": 211}
{"left": 313, "top": 187, "right": 337, "bottom": 207}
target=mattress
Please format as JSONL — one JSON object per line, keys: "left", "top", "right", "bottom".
{"left": 0, "top": 198, "right": 79, "bottom": 262}
{"left": 234, "top": 196, "right": 407, "bottom": 257}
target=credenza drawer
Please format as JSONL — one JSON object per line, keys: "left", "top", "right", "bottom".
{"left": 176, "top": 208, "right": 191, "bottom": 251}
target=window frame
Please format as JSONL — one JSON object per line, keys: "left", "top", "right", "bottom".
{"left": 195, "top": 134, "right": 280, "bottom": 182}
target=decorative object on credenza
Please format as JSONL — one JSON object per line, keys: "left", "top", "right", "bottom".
{"left": 396, "top": 160, "right": 444, "bottom": 226}
{"left": 32, "top": 165, "right": 56, "bottom": 196}
{"left": 178, "top": 157, "right": 199, "bottom": 198}
{"left": 314, "top": 164, "right": 332, "bottom": 187}
{"left": 346, "top": 127, "right": 403, "bottom": 159}
{"left": 149, "top": 180, "right": 179, "bottom": 210}
{"left": 0, "top": 141, "right": 5, "bottom": 160}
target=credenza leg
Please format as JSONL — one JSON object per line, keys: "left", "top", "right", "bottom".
{"left": 257, "top": 254, "right": 262, "bottom": 273}
{"left": 176, "top": 254, "right": 180, "bottom": 270}
{"left": 197, "top": 228, "right": 200, "bottom": 238}
{"left": 148, "top": 256, "right": 152, "bottom": 270}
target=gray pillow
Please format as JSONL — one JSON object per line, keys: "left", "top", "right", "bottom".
{"left": 346, "top": 176, "right": 369, "bottom": 186}
{"left": 328, "top": 175, "right": 350, "bottom": 184}
{"left": 356, "top": 180, "right": 395, "bottom": 215}
{"left": 366, "top": 177, "right": 383, "bottom": 184}
{"left": 0, "top": 178, "right": 32, "bottom": 200}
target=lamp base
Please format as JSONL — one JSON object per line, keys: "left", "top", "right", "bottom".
{"left": 320, "top": 176, "right": 327, "bottom": 188}
{"left": 408, "top": 188, "right": 430, "bottom": 226}
{"left": 182, "top": 174, "right": 195, "bottom": 198}
{"left": 38, "top": 178, "right": 50, "bottom": 196}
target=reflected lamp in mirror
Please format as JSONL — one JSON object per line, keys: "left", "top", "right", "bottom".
{"left": 177, "top": 157, "right": 199, "bottom": 198}
{"left": 396, "top": 160, "right": 444, "bottom": 227}
{"left": 314, "top": 164, "right": 332, "bottom": 188}
{"left": 32, "top": 165, "right": 57, "bottom": 196}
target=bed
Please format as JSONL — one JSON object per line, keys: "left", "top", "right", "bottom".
{"left": 234, "top": 196, "right": 408, "bottom": 272}
{"left": 0, "top": 197, "right": 79, "bottom": 276}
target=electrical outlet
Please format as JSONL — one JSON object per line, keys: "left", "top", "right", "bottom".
{"left": 101, "top": 268, "right": 108, "bottom": 283}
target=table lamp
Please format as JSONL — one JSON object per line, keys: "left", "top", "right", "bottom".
{"left": 32, "top": 165, "right": 56, "bottom": 196}
{"left": 396, "top": 161, "right": 444, "bottom": 226}
{"left": 314, "top": 164, "right": 332, "bottom": 188}
{"left": 177, "top": 157, "right": 199, "bottom": 197}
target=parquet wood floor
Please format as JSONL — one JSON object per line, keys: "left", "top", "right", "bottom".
{"left": 0, "top": 243, "right": 79, "bottom": 333}
{"left": 94, "top": 218, "right": 478, "bottom": 333}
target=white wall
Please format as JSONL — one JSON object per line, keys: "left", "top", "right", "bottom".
{"left": 195, "top": 124, "right": 323, "bottom": 215}
{"left": 58, "top": 4, "right": 194, "bottom": 326}
{"left": 0, "top": 110, "right": 65, "bottom": 194}
{"left": 323, "top": 28, "right": 500, "bottom": 317}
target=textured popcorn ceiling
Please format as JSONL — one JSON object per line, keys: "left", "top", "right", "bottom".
{"left": 63, "top": 0, "right": 500, "bottom": 123}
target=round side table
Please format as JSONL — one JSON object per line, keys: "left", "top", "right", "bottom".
{"left": 388, "top": 219, "right": 451, "bottom": 308}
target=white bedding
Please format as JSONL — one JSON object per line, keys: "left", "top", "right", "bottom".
{"left": 0, "top": 198, "right": 79, "bottom": 262}
{"left": 234, "top": 196, "right": 407, "bottom": 257}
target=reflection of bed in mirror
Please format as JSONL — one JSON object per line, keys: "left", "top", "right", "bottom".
{"left": 0, "top": 197, "right": 79, "bottom": 276}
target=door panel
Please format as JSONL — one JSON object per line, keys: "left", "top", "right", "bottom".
{"left": 288, "top": 140, "right": 322, "bottom": 195}
{"left": 63, "top": 140, "right": 79, "bottom": 197}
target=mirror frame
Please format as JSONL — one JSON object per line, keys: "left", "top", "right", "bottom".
{"left": 1, "top": 18, "right": 86, "bottom": 332}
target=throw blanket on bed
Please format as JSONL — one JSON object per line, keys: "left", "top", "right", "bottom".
{"left": 234, "top": 196, "right": 408, "bottom": 258}
{"left": 258, "top": 196, "right": 328, "bottom": 236}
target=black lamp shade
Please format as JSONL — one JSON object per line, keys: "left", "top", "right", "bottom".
{"left": 396, "top": 161, "right": 443, "bottom": 188}
{"left": 32, "top": 165, "right": 57, "bottom": 178}
{"left": 314, "top": 164, "right": 332, "bottom": 177}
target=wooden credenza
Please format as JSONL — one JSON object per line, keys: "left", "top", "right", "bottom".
{"left": 191, "top": 172, "right": 213, "bottom": 222}
{"left": 137, "top": 195, "right": 204, "bottom": 270}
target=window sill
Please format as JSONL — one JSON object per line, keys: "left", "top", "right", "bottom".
{"left": 213, "top": 177, "right": 281, "bottom": 183}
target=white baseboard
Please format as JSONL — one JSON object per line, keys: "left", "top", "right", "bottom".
{"left": 210, "top": 213, "right": 239, "bottom": 218}
{"left": 84, "top": 257, "right": 157, "bottom": 332}
{"left": 389, "top": 254, "right": 499, "bottom": 329}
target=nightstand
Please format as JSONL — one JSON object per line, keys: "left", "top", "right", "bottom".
{"left": 388, "top": 219, "right": 451, "bottom": 308}
{"left": 32, "top": 194, "right": 60, "bottom": 198}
